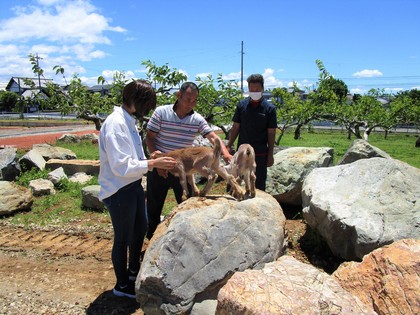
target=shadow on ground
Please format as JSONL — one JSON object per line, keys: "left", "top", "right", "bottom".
{"left": 86, "top": 290, "right": 141, "bottom": 315}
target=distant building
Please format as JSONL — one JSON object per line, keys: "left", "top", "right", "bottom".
{"left": 6, "top": 77, "right": 53, "bottom": 95}
{"left": 87, "top": 84, "right": 112, "bottom": 96}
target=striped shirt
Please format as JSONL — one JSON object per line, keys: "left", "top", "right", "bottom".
{"left": 147, "top": 104, "right": 213, "bottom": 152}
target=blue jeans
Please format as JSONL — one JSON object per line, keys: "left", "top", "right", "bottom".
{"left": 103, "top": 180, "right": 147, "bottom": 287}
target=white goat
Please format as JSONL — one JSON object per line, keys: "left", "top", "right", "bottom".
{"left": 225, "top": 144, "right": 256, "bottom": 197}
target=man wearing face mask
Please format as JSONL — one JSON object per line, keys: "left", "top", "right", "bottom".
{"left": 227, "top": 74, "right": 277, "bottom": 191}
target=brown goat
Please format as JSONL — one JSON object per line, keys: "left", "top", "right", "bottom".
{"left": 155, "top": 138, "right": 245, "bottom": 201}
{"left": 225, "top": 144, "right": 256, "bottom": 197}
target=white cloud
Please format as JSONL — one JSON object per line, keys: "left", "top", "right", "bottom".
{"left": 195, "top": 72, "right": 212, "bottom": 79}
{"left": 37, "top": 0, "right": 63, "bottom": 6}
{"left": 262, "top": 68, "right": 283, "bottom": 89}
{"left": 99, "top": 69, "right": 135, "bottom": 81}
{"left": 30, "top": 44, "right": 61, "bottom": 55}
{"left": 352, "top": 69, "right": 383, "bottom": 78}
{"left": 0, "top": 44, "right": 21, "bottom": 56}
{"left": 0, "top": 1, "right": 125, "bottom": 85}
{"left": 222, "top": 72, "right": 241, "bottom": 81}
{"left": 350, "top": 88, "right": 364, "bottom": 95}
{"left": 384, "top": 87, "right": 403, "bottom": 93}
{"left": 0, "top": 1, "right": 125, "bottom": 44}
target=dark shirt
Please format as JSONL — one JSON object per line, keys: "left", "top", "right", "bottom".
{"left": 232, "top": 97, "right": 277, "bottom": 154}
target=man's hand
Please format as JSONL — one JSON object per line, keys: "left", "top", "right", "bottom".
{"left": 223, "top": 152, "right": 233, "bottom": 164}
{"left": 150, "top": 150, "right": 162, "bottom": 159}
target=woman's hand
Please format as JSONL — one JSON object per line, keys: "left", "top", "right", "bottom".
{"left": 148, "top": 156, "right": 176, "bottom": 175}
{"left": 153, "top": 157, "right": 176, "bottom": 170}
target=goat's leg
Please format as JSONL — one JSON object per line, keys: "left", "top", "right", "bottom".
{"left": 215, "top": 166, "right": 245, "bottom": 200}
{"left": 187, "top": 174, "right": 200, "bottom": 197}
{"left": 178, "top": 175, "right": 190, "bottom": 201}
{"left": 198, "top": 167, "right": 217, "bottom": 197}
{"left": 243, "top": 172, "right": 251, "bottom": 196}
{"left": 250, "top": 171, "right": 256, "bottom": 197}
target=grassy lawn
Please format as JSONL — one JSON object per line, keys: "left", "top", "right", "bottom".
{"left": 5, "top": 129, "right": 419, "bottom": 229}
{"left": 278, "top": 129, "right": 419, "bottom": 168}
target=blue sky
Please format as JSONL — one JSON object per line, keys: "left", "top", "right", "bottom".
{"left": 0, "top": 0, "right": 419, "bottom": 94}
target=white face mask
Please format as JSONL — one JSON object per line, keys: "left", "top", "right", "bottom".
{"left": 249, "top": 92, "right": 262, "bottom": 101}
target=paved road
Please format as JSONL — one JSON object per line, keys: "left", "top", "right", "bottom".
{"left": 0, "top": 124, "right": 97, "bottom": 139}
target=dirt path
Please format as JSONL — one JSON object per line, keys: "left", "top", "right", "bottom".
{"left": 0, "top": 224, "right": 144, "bottom": 314}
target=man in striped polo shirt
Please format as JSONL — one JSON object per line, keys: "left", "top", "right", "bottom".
{"left": 145, "top": 82, "right": 232, "bottom": 239}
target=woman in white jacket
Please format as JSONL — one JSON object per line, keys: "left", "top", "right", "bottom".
{"left": 98, "top": 80, "right": 176, "bottom": 299}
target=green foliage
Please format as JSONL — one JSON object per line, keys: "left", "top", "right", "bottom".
{"left": 271, "top": 86, "right": 309, "bottom": 143}
{"left": 142, "top": 60, "right": 187, "bottom": 95}
{"left": 0, "top": 90, "right": 18, "bottom": 111}
{"left": 141, "top": 59, "right": 186, "bottom": 106}
{"left": 392, "top": 89, "right": 420, "bottom": 127}
{"left": 22, "top": 55, "right": 418, "bottom": 145}
{"left": 196, "top": 74, "right": 242, "bottom": 138}
{"left": 16, "top": 168, "right": 50, "bottom": 187}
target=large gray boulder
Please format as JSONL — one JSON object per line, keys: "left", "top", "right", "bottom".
{"left": 338, "top": 139, "right": 391, "bottom": 165}
{"left": 302, "top": 157, "right": 420, "bottom": 261}
{"left": 0, "top": 147, "right": 21, "bottom": 181}
{"left": 266, "top": 147, "right": 333, "bottom": 206}
{"left": 0, "top": 181, "right": 33, "bottom": 215}
{"left": 32, "top": 143, "right": 77, "bottom": 160}
{"left": 216, "top": 255, "right": 377, "bottom": 315}
{"left": 137, "top": 191, "right": 286, "bottom": 314}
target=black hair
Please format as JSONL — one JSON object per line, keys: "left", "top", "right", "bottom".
{"left": 180, "top": 82, "right": 199, "bottom": 94}
{"left": 123, "top": 80, "right": 156, "bottom": 118}
{"left": 247, "top": 74, "right": 264, "bottom": 89}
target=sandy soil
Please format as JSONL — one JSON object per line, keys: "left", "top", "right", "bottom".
{"left": 0, "top": 220, "right": 316, "bottom": 314}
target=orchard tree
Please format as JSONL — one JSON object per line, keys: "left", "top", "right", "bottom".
{"left": 0, "top": 91, "right": 18, "bottom": 111}
{"left": 284, "top": 60, "right": 349, "bottom": 141}
{"left": 196, "top": 74, "right": 242, "bottom": 138}
{"left": 141, "top": 59, "right": 187, "bottom": 106}
{"left": 391, "top": 89, "right": 420, "bottom": 128}
{"left": 271, "top": 85, "right": 310, "bottom": 143}
{"left": 311, "top": 60, "right": 349, "bottom": 122}
{"left": 390, "top": 89, "right": 420, "bottom": 146}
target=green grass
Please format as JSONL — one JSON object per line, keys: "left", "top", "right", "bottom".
{"left": 278, "top": 129, "right": 420, "bottom": 168}
{"left": 55, "top": 139, "right": 100, "bottom": 160}
{"left": 4, "top": 129, "right": 419, "bottom": 229}
{"left": 11, "top": 157, "right": 105, "bottom": 228}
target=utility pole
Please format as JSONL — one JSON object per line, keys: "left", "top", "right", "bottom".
{"left": 240, "top": 41, "right": 244, "bottom": 93}
{"left": 35, "top": 53, "right": 43, "bottom": 92}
